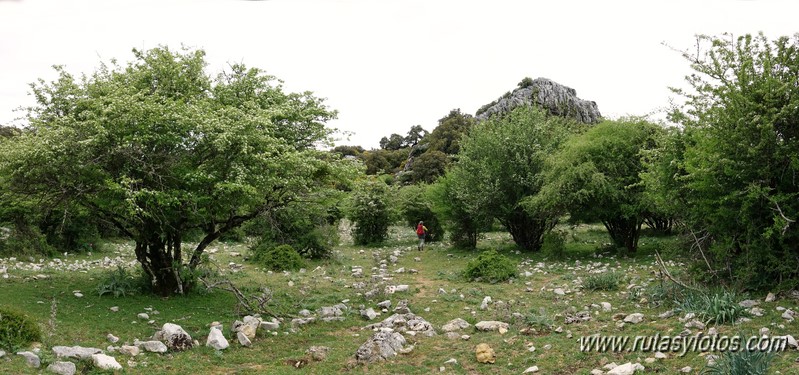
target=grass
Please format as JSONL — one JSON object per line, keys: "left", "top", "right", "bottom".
{"left": 0, "top": 223, "right": 797, "bottom": 374}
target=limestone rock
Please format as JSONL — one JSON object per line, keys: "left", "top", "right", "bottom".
{"left": 306, "top": 346, "right": 330, "bottom": 361}
{"left": 47, "top": 361, "right": 76, "bottom": 375}
{"left": 523, "top": 365, "right": 539, "bottom": 373}
{"left": 119, "top": 345, "right": 140, "bottom": 356}
{"left": 260, "top": 320, "right": 280, "bottom": 331}
{"left": 475, "top": 320, "right": 509, "bottom": 333}
{"left": 765, "top": 292, "right": 776, "bottom": 302}
{"left": 355, "top": 331, "right": 407, "bottom": 363}
{"left": 52, "top": 345, "right": 103, "bottom": 360}
{"left": 17, "top": 351, "right": 40, "bottom": 368}
{"left": 475, "top": 343, "right": 496, "bottom": 364}
{"left": 237, "top": 331, "right": 252, "bottom": 347}
{"left": 361, "top": 308, "right": 378, "bottom": 321}
{"left": 442, "top": 318, "right": 471, "bottom": 332}
{"left": 161, "top": 322, "right": 193, "bottom": 351}
{"left": 480, "top": 296, "right": 492, "bottom": 310}
{"left": 601, "top": 302, "right": 612, "bottom": 312}
{"left": 623, "top": 313, "right": 645, "bottom": 324}
{"left": 92, "top": 353, "right": 122, "bottom": 370}
{"left": 476, "top": 77, "right": 602, "bottom": 124}
{"left": 139, "top": 340, "right": 168, "bottom": 353}
{"left": 607, "top": 362, "right": 644, "bottom": 375}
{"left": 553, "top": 288, "right": 566, "bottom": 296}
{"left": 739, "top": 300, "right": 759, "bottom": 308}
{"left": 206, "top": 328, "right": 229, "bottom": 350}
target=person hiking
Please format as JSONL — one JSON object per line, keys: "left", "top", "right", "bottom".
{"left": 416, "top": 221, "right": 428, "bottom": 251}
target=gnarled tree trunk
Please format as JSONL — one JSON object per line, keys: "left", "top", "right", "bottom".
{"left": 501, "top": 208, "right": 557, "bottom": 252}
{"left": 603, "top": 217, "right": 642, "bottom": 253}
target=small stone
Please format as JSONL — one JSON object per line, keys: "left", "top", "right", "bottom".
{"left": 644, "top": 357, "right": 656, "bottom": 364}
{"left": 523, "top": 365, "right": 539, "bottom": 373}
{"left": 658, "top": 310, "right": 674, "bottom": 319}
{"left": 361, "top": 308, "right": 378, "bottom": 320}
{"left": 260, "top": 321, "right": 280, "bottom": 331}
{"left": 751, "top": 307, "right": 765, "bottom": 317}
{"left": 480, "top": 296, "right": 492, "bottom": 310}
{"left": 139, "top": 340, "right": 167, "bottom": 353}
{"left": 110, "top": 306, "right": 119, "bottom": 312}
{"left": 680, "top": 366, "right": 692, "bottom": 373}
{"left": 137, "top": 313, "right": 149, "bottom": 320}
{"left": 554, "top": 288, "right": 566, "bottom": 296}
{"left": 119, "top": 345, "right": 140, "bottom": 356}
{"left": 47, "top": 361, "right": 76, "bottom": 375}
{"left": 739, "top": 300, "right": 759, "bottom": 308}
{"left": 655, "top": 351, "right": 667, "bottom": 359}
{"left": 601, "top": 302, "right": 612, "bottom": 312}
{"left": 92, "top": 353, "right": 122, "bottom": 370}
{"left": 623, "top": 313, "right": 644, "bottom": 324}
{"left": 73, "top": 292, "right": 83, "bottom": 298}
{"left": 783, "top": 309, "right": 796, "bottom": 321}
{"left": 765, "top": 292, "right": 776, "bottom": 302}
{"left": 707, "top": 327, "right": 719, "bottom": 336}
{"left": 306, "top": 346, "right": 330, "bottom": 361}
{"left": 444, "top": 358, "right": 457, "bottom": 365}
{"left": 475, "top": 320, "right": 510, "bottom": 332}
{"left": 784, "top": 335, "right": 797, "bottom": 349}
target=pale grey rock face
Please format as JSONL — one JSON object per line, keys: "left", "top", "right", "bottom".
{"left": 476, "top": 78, "right": 602, "bottom": 124}
{"left": 161, "top": 322, "right": 193, "bottom": 351}
{"left": 354, "top": 331, "right": 407, "bottom": 363}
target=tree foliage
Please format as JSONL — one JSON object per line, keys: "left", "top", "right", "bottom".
{"left": 445, "top": 106, "right": 577, "bottom": 251}
{"left": 534, "top": 118, "right": 663, "bottom": 253}
{"left": 347, "top": 178, "right": 397, "bottom": 245}
{"left": 667, "top": 33, "right": 799, "bottom": 289}
{"left": 424, "top": 109, "right": 475, "bottom": 155}
{"left": 0, "top": 46, "right": 356, "bottom": 296}
{"left": 398, "top": 184, "right": 444, "bottom": 242}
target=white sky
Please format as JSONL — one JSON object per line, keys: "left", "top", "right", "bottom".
{"left": 1, "top": 0, "right": 797, "bottom": 148}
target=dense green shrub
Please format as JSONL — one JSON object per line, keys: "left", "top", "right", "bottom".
{"left": 702, "top": 349, "right": 775, "bottom": 375}
{"left": 251, "top": 244, "right": 305, "bottom": 272}
{"left": 347, "top": 179, "right": 396, "bottom": 245}
{"left": 463, "top": 249, "right": 517, "bottom": 283}
{"left": 0, "top": 307, "right": 42, "bottom": 351}
{"left": 582, "top": 272, "right": 623, "bottom": 291}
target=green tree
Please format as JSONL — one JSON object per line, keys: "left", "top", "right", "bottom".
{"left": 347, "top": 178, "right": 397, "bottom": 245}
{"left": 428, "top": 174, "right": 487, "bottom": 248}
{"left": 0, "top": 46, "right": 355, "bottom": 296}
{"left": 331, "top": 145, "right": 364, "bottom": 157}
{"left": 406, "top": 150, "right": 449, "bottom": 184}
{"left": 668, "top": 33, "right": 799, "bottom": 289}
{"left": 404, "top": 125, "right": 427, "bottom": 147}
{"left": 379, "top": 133, "right": 405, "bottom": 150}
{"left": 447, "top": 106, "right": 577, "bottom": 251}
{"left": 534, "top": 118, "right": 663, "bottom": 253}
{"left": 425, "top": 109, "right": 475, "bottom": 155}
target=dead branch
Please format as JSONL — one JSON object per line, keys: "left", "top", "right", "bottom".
{"left": 654, "top": 249, "right": 702, "bottom": 292}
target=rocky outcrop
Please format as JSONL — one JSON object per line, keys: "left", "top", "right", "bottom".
{"left": 476, "top": 77, "right": 601, "bottom": 124}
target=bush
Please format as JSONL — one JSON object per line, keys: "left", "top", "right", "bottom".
{"left": 399, "top": 185, "right": 445, "bottom": 242}
{"left": 582, "top": 272, "right": 623, "bottom": 291}
{"left": 295, "top": 223, "right": 339, "bottom": 259}
{"left": 96, "top": 266, "right": 144, "bottom": 297}
{"left": 677, "top": 289, "right": 749, "bottom": 325}
{"left": 702, "top": 349, "right": 775, "bottom": 375}
{"left": 463, "top": 249, "right": 517, "bottom": 283}
{"left": 0, "top": 307, "right": 42, "bottom": 351}
{"left": 541, "top": 230, "right": 566, "bottom": 259}
{"left": 347, "top": 179, "right": 396, "bottom": 245}
{"left": 251, "top": 244, "right": 305, "bottom": 272}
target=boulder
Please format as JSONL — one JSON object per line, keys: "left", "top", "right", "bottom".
{"left": 475, "top": 320, "right": 509, "bottom": 333}
{"left": 119, "top": 345, "right": 140, "bottom": 356}
{"left": 361, "top": 308, "right": 378, "bottom": 320}
{"left": 139, "top": 340, "right": 168, "bottom": 353}
{"left": 623, "top": 313, "right": 645, "bottom": 324}
{"left": 161, "top": 322, "right": 193, "bottom": 351}
{"left": 237, "top": 331, "right": 252, "bottom": 347}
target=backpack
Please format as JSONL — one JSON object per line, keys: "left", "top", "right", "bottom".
{"left": 416, "top": 224, "right": 425, "bottom": 236}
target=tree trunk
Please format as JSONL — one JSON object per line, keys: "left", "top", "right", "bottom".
{"left": 134, "top": 230, "right": 185, "bottom": 297}
{"left": 502, "top": 209, "right": 557, "bottom": 252}
{"left": 603, "top": 217, "right": 642, "bottom": 253}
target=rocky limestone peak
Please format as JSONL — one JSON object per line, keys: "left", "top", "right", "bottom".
{"left": 475, "top": 77, "right": 601, "bottom": 124}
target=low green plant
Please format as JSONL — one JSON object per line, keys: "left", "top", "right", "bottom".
{"left": 524, "top": 307, "right": 554, "bottom": 332}
{"left": 702, "top": 349, "right": 775, "bottom": 375}
{"left": 677, "top": 289, "right": 749, "bottom": 325}
{"left": 251, "top": 244, "right": 305, "bottom": 272}
{"left": 582, "top": 272, "right": 623, "bottom": 291}
{"left": 0, "top": 307, "right": 42, "bottom": 351}
{"left": 95, "top": 266, "right": 142, "bottom": 297}
{"left": 463, "top": 249, "right": 517, "bottom": 283}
